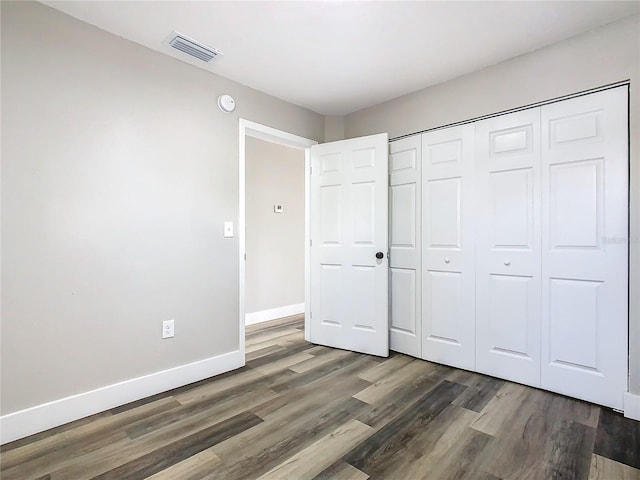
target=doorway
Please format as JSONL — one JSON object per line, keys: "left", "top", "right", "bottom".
{"left": 238, "top": 120, "right": 317, "bottom": 358}
{"left": 245, "top": 137, "right": 304, "bottom": 322}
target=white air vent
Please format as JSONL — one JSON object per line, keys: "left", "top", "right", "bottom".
{"left": 165, "top": 31, "right": 223, "bottom": 63}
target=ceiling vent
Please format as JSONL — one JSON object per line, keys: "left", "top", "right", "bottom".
{"left": 165, "top": 31, "right": 223, "bottom": 63}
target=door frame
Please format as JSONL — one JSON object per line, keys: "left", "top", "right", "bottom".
{"left": 239, "top": 119, "right": 317, "bottom": 359}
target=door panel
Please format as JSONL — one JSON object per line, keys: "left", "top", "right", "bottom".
{"left": 475, "top": 109, "right": 542, "bottom": 386}
{"left": 390, "top": 268, "right": 416, "bottom": 333}
{"left": 426, "top": 270, "right": 463, "bottom": 344}
{"left": 351, "top": 265, "right": 377, "bottom": 329}
{"left": 390, "top": 184, "right": 416, "bottom": 247}
{"left": 319, "top": 264, "right": 342, "bottom": 326}
{"left": 548, "top": 278, "right": 601, "bottom": 371}
{"left": 319, "top": 185, "right": 342, "bottom": 244}
{"left": 541, "top": 87, "right": 628, "bottom": 409}
{"left": 310, "top": 133, "right": 389, "bottom": 357}
{"left": 427, "top": 178, "right": 461, "bottom": 248}
{"left": 422, "top": 125, "right": 475, "bottom": 370}
{"left": 488, "top": 274, "right": 534, "bottom": 357}
{"left": 490, "top": 168, "right": 533, "bottom": 248}
{"left": 549, "top": 159, "right": 603, "bottom": 249}
{"left": 353, "top": 183, "right": 375, "bottom": 243}
{"left": 389, "top": 136, "right": 421, "bottom": 357}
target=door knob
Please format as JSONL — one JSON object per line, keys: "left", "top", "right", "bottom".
{"left": 376, "top": 251, "right": 384, "bottom": 260}
{"left": 445, "top": 257, "right": 451, "bottom": 264}
{"left": 504, "top": 260, "right": 511, "bottom": 266}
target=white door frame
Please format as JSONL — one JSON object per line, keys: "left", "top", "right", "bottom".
{"left": 239, "top": 119, "right": 317, "bottom": 358}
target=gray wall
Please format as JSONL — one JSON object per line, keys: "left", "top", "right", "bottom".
{"left": 324, "top": 115, "right": 345, "bottom": 142}
{"left": 0, "top": 1, "right": 323, "bottom": 415}
{"left": 245, "top": 137, "right": 305, "bottom": 315}
{"left": 345, "top": 14, "right": 640, "bottom": 394}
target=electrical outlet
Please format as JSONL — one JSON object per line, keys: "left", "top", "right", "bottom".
{"left": 162, "top": 320, "right": 174, "bottom": 339}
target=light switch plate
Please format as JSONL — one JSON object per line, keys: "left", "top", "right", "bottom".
{"left": 224, "top": 221, "right": 233, "bottom": 238}
{"left": 274, "top": 205, "right": 284, "bottom": 213}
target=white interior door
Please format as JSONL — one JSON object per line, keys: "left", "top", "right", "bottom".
{"left": 541, "top": 87, "right": 628, "bottom": 409}
{"left": 422, "top": 124, "right": 476, "bottom": 370}
{"left": 475, "top": 109, "right": 542, "bottom": 386}
{"left": 309, "top": 133, "right": 389, "bottom": 357}
{"left": 389, "top": 136, "right": 421, "bottom": 357}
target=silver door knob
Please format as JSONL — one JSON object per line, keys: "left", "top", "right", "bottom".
{"left": 445, "top": 257, "right": 451, "bottom": 264}
{"left": 504, "top": 260, "right": 511, "bottom": 266}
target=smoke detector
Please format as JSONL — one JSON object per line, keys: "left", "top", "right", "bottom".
{"left": 164, "top": 31, "right": 223, "bottom": 63}
{"left": 218, "top": 94, "right": 236, "bottom": 113}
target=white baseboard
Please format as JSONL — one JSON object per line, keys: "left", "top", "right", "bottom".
{"left": 245, "top": 303, "right": 304, "bottom": 326}
{"left": 0, "top": 349, "right": 244, "bottom": 445}
{"left": 624, "top": 391, "right": 640, "bottom": 421}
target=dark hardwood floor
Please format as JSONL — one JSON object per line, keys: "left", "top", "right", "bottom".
{"left": 2, "top": 315, "right": 639, "bottom": 480}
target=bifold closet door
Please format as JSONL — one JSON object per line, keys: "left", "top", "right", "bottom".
{"left": 475, "top": 109, "right": 542, "bottom": 386}
{"left": 422, "top": 124, "right": 475, "bottom": 370}
{"left": 541, "top": 87, "right": 628, "bottom": 409}
{"left": 389, "top": 136, "right": 422, "bottom": 357}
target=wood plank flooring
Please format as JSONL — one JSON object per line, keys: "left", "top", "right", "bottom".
{"left": 2, "top": 315, "right": 639, "bottom": 480}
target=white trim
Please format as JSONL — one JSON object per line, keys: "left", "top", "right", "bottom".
{"left": 239, "top": 119, "right": 317, "bottom": 356}
{"left": 304, "top": 148, "right": 311, "bottom": 342}
{"left": 241, "top": 120, "right": 317, "bottom": 149}
{"left": 245, "top": 303, "right": 305, "bottom": 326}
{"left": 624, "top": 392, "right": 640, "bottom": 421}
{"left": 239, "top": 120, "right": 247, "bottom": 359}
{"left": 0, "top": 350, "right": 243, "bottom": 445}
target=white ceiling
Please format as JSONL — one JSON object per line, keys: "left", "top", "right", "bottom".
{"left": 42, "top": 1, "right": 640, "bottom": 116}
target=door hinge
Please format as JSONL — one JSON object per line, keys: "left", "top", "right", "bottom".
{"left": 310, "top": 166, "right": 313, "bottom": 175}
{"left": 310, "top": 239, "right": 313, "bottom": 247}
{"left": 244, "top": 253, "right": 246, "bottom": 260}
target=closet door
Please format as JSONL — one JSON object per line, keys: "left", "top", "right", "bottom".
{"left": 389, "top": 136, "right": 422, "bottom": 357}
{"left": 541, "top": 87, "right": 628, "bottom": 409}
{"left": 422, "top": 125, "right": 475, "bottom": 370}
{"left": 475, "top": 109, "right": 542, "bottom": 386}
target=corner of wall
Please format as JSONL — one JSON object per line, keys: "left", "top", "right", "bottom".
{"left": 324, "top": 115, "right": 346, "bottom": 142}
